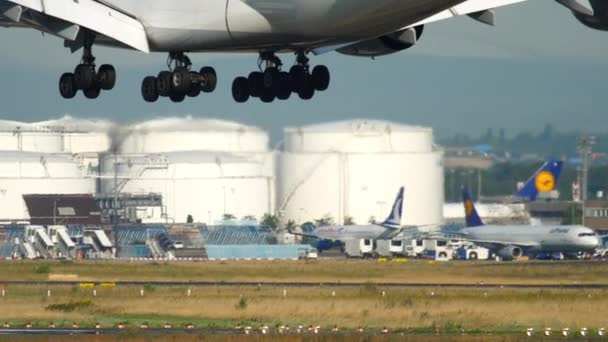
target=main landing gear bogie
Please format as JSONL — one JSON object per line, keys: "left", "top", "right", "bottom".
{"left": 231, "top": 52, "right": 330, "bottom": 103}
{"left": 141, "top": 52, "right": 217, "bottom": 103}
{"left": 58, "top": 31, "right": 116, "bottom": 99}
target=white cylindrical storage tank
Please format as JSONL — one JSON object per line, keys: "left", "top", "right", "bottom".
{"left": 118, "top": 117, "right": 268, "bottom": 154}
{"left": 38, "top": 116, "right": 113, "bottom": 153}
{"left": 99, "top": 151, "right": 275, "bottom": 224}
{"left": 0, "top": 152, "right": 96, "bottom": 220}
{"left": 0, "top": 120, "right": 65, "bottom": 153}
{"left": 278, "top": 120, "right": 444, "bottom": 229}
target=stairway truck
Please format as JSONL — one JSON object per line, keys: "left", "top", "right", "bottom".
{"left": 344, "top": 239, "right": 376, "bottom": 258}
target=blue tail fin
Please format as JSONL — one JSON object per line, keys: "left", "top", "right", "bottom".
{"left": 382, "top": 187, "right": 404, "bottom": 228}
{"left": 515, "top": 160, "right": 563, "bottom": 201}
{"left": 462, "top": 189, "right": 484, "bottom": 227}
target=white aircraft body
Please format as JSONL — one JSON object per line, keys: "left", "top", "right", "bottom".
{"left": 460, "top": 189, "right": 600, "bottom": 260}
{"left": 0, "top": 0, "right": 527, "bottom": 103}
{"left": 296, "top": 187, "right": 405, "bottom": 242}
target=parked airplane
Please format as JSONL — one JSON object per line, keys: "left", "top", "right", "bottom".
{"left": 515, "top": 160, "right": 563, "bottom": 201}
{"left": 458, "top": 189, "right": 600, "bottom": 260}
{"left": 556, "top": 0, "right": 608, "bottom": 30}
{"left": 291, "top": 187, "right": 405, "bottom": 248}
{"left": 0, "top": 0, "right": 526, "bottom": 103}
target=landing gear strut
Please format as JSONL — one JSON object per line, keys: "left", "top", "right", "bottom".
{"left": 231, "top": 51, "right": 330, "bottom": 103}
{"left": 59, "top": 31, "right": 116, "bottom": 99}
{"left": 141, "top": 52, "right": 217, "bottom": 103}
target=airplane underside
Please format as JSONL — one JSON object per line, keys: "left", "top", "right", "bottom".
{"left": 1, "top": 0, "right": 532, "bottom": 103}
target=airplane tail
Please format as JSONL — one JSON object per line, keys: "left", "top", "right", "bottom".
{"left": 462, "top": 189, "right": 484, "bottom": 227}
{"left": 515, "top": 160, "right": 563, "bottom": 201}
{"left": 381, "top": 187, "right": 404, "bottom": 228}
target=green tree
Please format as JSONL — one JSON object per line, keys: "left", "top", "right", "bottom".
{"left": 222, "top": 213, "right": 236, "bottom": 220}
{"left": 314, "top": 215, "right": 334, "bottom": 226}
{"left": 242, "top": 215, "right": 257, "bottom": 222}
{"left": 186, "top": 214, "right": 194, "bottom": 224}
{"left": 343, "top": 216, "right": 355, "bottom": 225}
{"left": 261, "top": 213, "right": 279, "bottom": 230}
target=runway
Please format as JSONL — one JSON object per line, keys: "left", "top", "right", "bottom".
{"left": 1, "top": 280, "right": 607, "bottom": 289}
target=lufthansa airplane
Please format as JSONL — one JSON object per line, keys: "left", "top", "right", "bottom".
{"left": 0, "top": 0, "right": 533, "bottom": 103}
{"left": 459, "top": 189, "right": 600, "bottom": 260}
{"left": 291, "top": 187, "right": 405, "bottom": 245}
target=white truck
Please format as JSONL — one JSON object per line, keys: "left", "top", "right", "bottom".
{"left": 344, "top": 239, "right": 376, "bottom": 258}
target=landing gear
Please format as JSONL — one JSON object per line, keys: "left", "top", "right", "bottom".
{"left": 59, "top": 31, "right": 116, "bottom": 99}
{"left": 140, "top": 52, "right": 217, "bottom": 103}
{"left": 231, "top": 51, "right": 330, "bottom": 103}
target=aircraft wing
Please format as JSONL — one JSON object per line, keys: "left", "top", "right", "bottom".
{"left": 405, "top": 0, "right": 528, "bottom": 28}
{"left": 0, "top": 0, "right": 149, "bottom": 52}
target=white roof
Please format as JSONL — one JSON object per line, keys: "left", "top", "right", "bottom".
{"left": 128, "top": 116, "right": 265, "bottom": 133}
{"left": 285, "top": 119, "right": 432, "bottom": 134}
{"left": 0, "top": 115, "right": 114, "bottom": 133}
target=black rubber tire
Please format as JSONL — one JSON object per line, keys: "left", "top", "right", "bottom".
{"left": 199, "top": 66, "right": 217, "bottom": 93}
{"left": 276, "top": 72, "right": 291, "bottom": 100}
{"left": 59, "top": 73, "right": 77, "bottom": 99}
{"left": 469, "top": 252, "right": 478, "bottom": 260}
{"left": 83, "top": 85, "right": 101, "bottom": 99}
{"left": 289, "top": 65, "right": 307, "bottom": 93}
{"left": 157, "top": 71, "right": 172, "bottom": 97}
{"left": 98, "top": 64, "right": 116, "bottom": 90}
{"left": 248, "top": 71, "right": 263, "bottom": 98}
{"left": 141, "top": 76, "right": 159, "bottom": 103}
{"left": 312, "top": 65, "right": 330, "bottom": 91}
{"left": 232, "top": 76, "right": 250, "bottom": 103}
{"left": 169, "top": 92, "right": 185, "bottom": 103}
{"left": 263, "top": 67, "right": 280, "bottom": 93}
{"left": 172, "top": 67, "right": 191, "bottom": 94}
{"left": 260, "top": 88, "right": 275, "bottom": 103}
{"left": 187, "top": 72, "right": 201, "bottom": 97}
{"left": 73, "top": 64, "right": 95, "bottom": 90}
{"left": 297, "top": 74, "right": 314, "bottom": 100}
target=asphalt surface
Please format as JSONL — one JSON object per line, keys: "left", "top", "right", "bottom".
{"left": 0, "top": 280, "right": 607, "bottom": 289}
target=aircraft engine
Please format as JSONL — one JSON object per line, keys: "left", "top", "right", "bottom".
{"left": 496, "top": 246, "right": 523, "bottom": 260}
{"left": 337, "top": 26, "right": 424, "bottom": 57}
{"left": 558, "top": 0, "right": 608, "bottom": 31}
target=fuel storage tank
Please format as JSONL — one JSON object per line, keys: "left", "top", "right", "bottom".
{"left": 278, "top": 120, "right": 443, "bottom": 229}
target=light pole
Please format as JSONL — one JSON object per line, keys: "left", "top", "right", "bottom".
{"left": 577, "top": 133, "right": 595, "bottom": 226}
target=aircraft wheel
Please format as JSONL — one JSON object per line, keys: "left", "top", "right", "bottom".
{"left": 297, "top": 74, "right": 314, "bottom": 100}
{"left": 171, "top": 67, "right": 191, "bottom": 94}
{"left": 141, "top": 76, "right": 159, "bottom": 103}
{"left": 248, "top": 71, "right": 263, "bottom": 98}
{"left": 59, "top": 73, "right": 77, "bottom": 99}
{"left": 276, "top": 72, "right": 292, "bottom": 100}
{"left": 312, "top": 65, "right": 330, "bottom": 91}
{"left": 169, "top": 92, "right": 185, "bottom": 103}
{"left": 187, "top": 72, "right": 201, "bottom": 97}
{"left": 199, "top": 66, "right": 217, "bottom": 93}
{"left": 157, "top": 71, "right": 172, "bottom": 97}
{"left": 260, "top": 87, "right": 275, "bottom": 103}
{"left": 289, "top": 65, "right": 307, "bottom": 93}
{"left": 74, "top": 64, "right": 95, "bottom": 90}
{"left": 83, "top": 85, "right": 101, "bottom": 99}
{"left": 232, "top": 77, "right": 250, "bottom": 103}
{"left": 98, "top": 64, "right": 116, "bottom": 90}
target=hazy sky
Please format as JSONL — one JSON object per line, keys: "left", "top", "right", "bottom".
{"left": 0, "top": 1, "right": 606, "bottom": 140}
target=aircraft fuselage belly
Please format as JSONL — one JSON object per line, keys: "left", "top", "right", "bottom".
{"left": 98, "top": 0, "right": 465, "bottom": 52}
